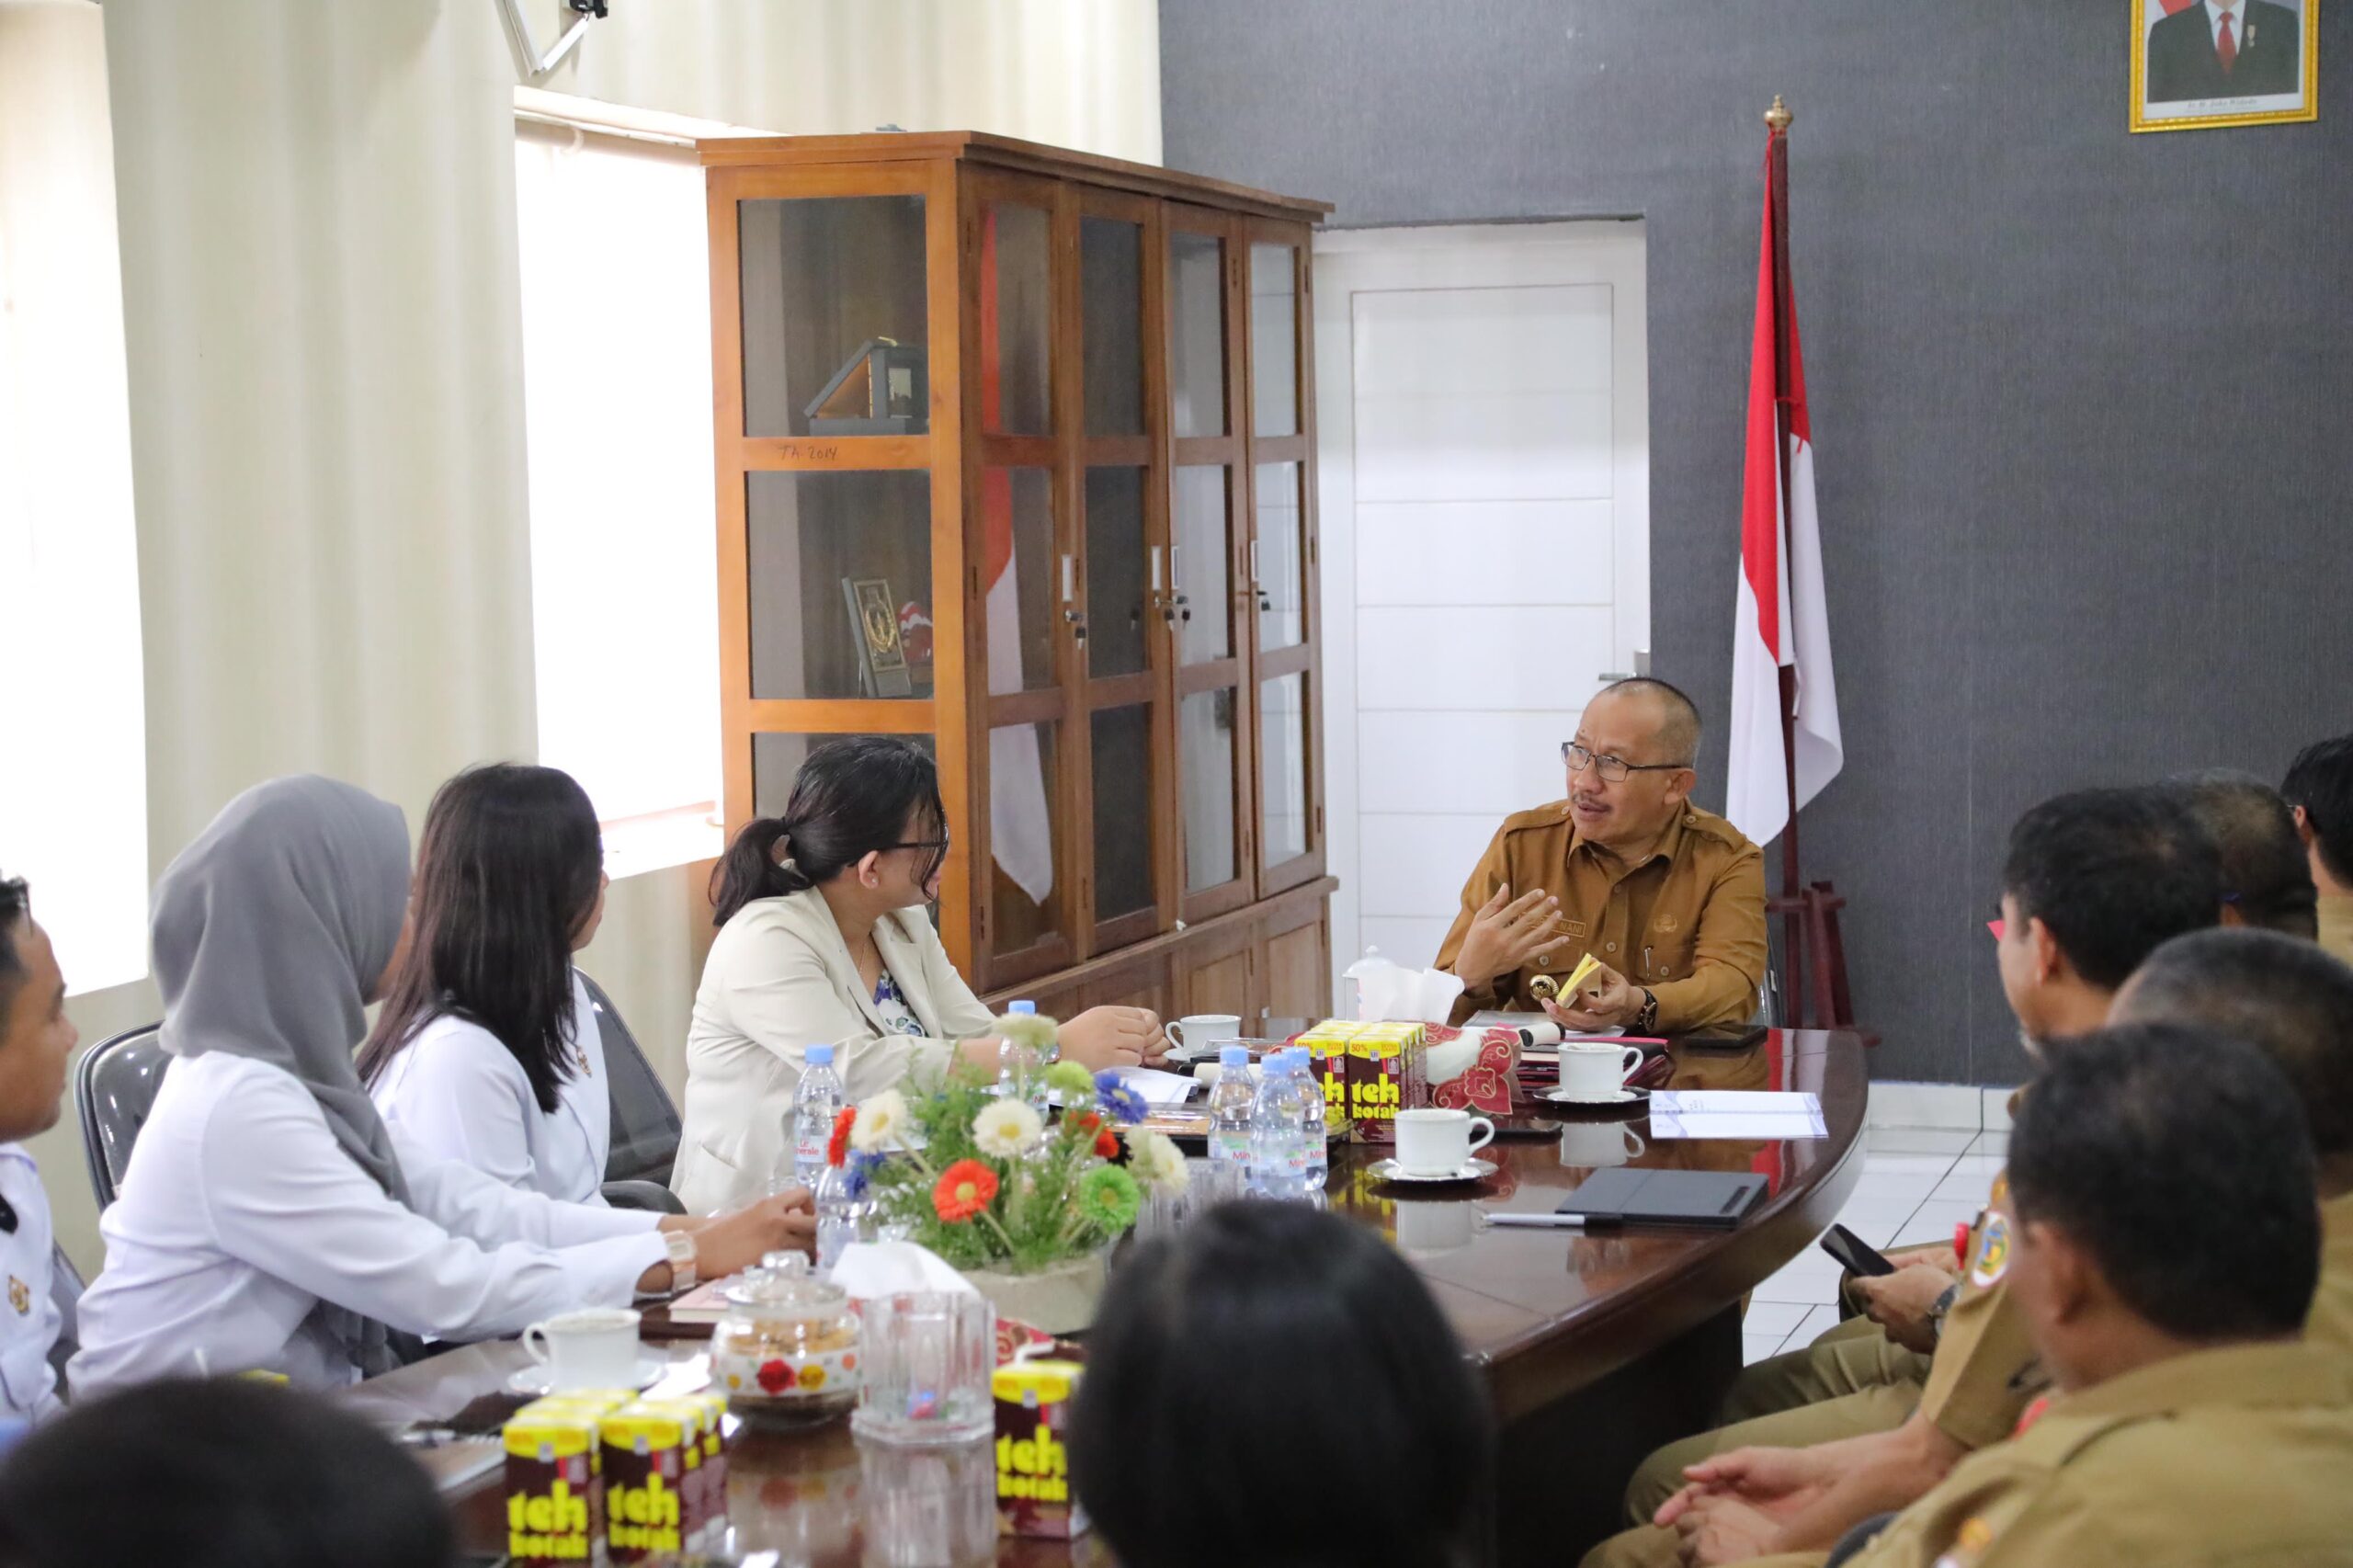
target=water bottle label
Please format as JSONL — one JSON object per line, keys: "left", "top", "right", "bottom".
{"left": 1213, "top": 1130, "right": 1252, "bottom": 1165}
{"left": 795, "top": 1133, "right": 825, "bottom": 1166}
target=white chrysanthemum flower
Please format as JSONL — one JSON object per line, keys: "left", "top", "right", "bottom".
{"left": 972, "top": 1097, "right": 1044, "bottom": 1158}
{"left": 1135, "top": 1131, "right": 1190, "bottom": 1194}
{"left": 995, "top": 1012, "right": 1061, "bottom": 1054}
{"left": 850, "top": 1088, "right": 908, "bottom": 1153}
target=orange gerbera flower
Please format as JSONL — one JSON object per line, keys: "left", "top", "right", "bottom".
{"left": 932, "top": 1159, "right": 1000, "bottom": 1222}
{"left": 1070, "top": 1111, "right": 1103, "bottom": 1136}
{"left": 826, "top": 1105, "right": 858, "bottom": 1167}
{"left": 1093, "top": 1129, "right": 1120, "bottom": 1161}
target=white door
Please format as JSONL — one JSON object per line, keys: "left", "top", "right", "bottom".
{"left": 1314, "top": 222, "right": 1650, "bottom": 992}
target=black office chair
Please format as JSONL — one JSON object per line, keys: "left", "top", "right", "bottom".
{"left": 582, "top": 972, "right": 686, "bottom": 1214}
{"left": 74, "top": 1023, "right": 168, "bottom": 1211}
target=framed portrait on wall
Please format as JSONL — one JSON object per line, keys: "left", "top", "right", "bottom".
{"left": 2132, "top": 0, "right": 2319, "bottom": 131}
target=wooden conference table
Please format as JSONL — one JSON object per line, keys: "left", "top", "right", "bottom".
{"left": 345, "top": 1028, "right": 1867, "bottom": 1567}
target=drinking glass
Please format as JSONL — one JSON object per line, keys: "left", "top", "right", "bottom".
{"left": 851, "top": 1290, "right": 996, "bottom": 1446}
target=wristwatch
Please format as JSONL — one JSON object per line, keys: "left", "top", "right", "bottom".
{"left": 1929, "top": 1282, "right": 1961, "bottom": 1344}
{"left": 1633, "top": 988, "right": 1660, "bottom": 1033}
{"left": 663, "top": 1228, "right": 699, "bottom": 1294}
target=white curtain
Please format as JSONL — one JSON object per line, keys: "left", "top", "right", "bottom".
{"left": 0, "top": 1, "right": 148, "bottom": 995}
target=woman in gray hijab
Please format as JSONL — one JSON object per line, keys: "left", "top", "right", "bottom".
{"left": 71, "top": 777, "right": 811, "bottom": 1393}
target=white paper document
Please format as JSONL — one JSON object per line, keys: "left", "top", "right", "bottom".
{"left": 1107, "top": 1065, "right": 1201, "bottom": 1106}
{"left": 1646, "top": 1090, "right": 1826, "bottom": 1141}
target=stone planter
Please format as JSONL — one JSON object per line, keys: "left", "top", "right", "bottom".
{"left": 960, "top": 1251, "right": 1109, "bottom": 1335}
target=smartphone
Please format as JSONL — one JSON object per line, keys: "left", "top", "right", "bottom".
{"left": 1819, "top": 1221, "right": 1897, "bottom": 1278}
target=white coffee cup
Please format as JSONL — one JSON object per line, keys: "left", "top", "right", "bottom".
{"left": 1166, "top": 1014, "right": 1243, "bottom": 1057}
{"left": 1558, "top": 1042, "right": 1645, "bottom": 1100}
{"left": 1559, "top": 1121, "right": 1647, "bottom": 1168}
{"left": 521, "top": 1306, "right": 642, "bottom": 1391}
{"left": 1392, "top": 1107, "right": 1496, "bottom": 1176}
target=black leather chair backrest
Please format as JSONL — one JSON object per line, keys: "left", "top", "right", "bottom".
{"left": 582, "top": 972, "right": 681, "bottom": 1189}
{"left": 73, "top": 1024, "right": 167, "bottom": 1211}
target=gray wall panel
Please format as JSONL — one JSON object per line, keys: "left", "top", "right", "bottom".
{"left": 1161, "top": 0, "right": 2353, "bottom": 1084}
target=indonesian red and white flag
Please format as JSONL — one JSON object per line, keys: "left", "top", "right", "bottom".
{"left": 1725, "top": 135, "right": 1842, "bottom": 847}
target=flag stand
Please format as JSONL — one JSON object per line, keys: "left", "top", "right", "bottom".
{"left": 1755, "top": 96, "right": 1872, "bottom": 1045}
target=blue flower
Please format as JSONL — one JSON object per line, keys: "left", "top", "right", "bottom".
{"left": 1094, "top": 1071, "right": 1149, "bottom": 1126}
{"left": 841, "top": 1151, "right": 883, "bottom": 1201}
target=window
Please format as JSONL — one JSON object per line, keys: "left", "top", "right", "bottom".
{"left": 0, "top": 6, "right": 149, "bottom": 994}
{"left": 515, "top": 112, "right": 723, "bottom": 878}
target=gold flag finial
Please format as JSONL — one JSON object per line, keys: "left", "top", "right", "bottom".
{"left": 1764, "top": 96, "right": 1793, "bottom": 133}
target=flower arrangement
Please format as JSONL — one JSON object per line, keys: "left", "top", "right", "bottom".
{"left": 845, "top": 1015, "right": 1188, "bottom": 1274}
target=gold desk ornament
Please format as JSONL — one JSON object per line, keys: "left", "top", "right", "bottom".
{"left": 1529, "top": 973, "right": 1560, "bottom": 1005}
{"left": 1764, "top": 95, "right": 1793, "bottom": 133}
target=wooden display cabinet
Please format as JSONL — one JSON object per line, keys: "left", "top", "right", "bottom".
{"left": 700, "top": 131, "right": 1336, "bottom": 1025}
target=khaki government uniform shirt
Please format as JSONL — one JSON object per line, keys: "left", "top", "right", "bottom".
{"left": 2320, "top": 893, "right": 2353, "bottom": 970}
{"left": 1920, "top": 1131, "right": 2353, "bottom": 1453}
{"left": 1434, "top": 802, "right": 1767, "bottom": 1030}
{"left": 1838, "top": 1342, "right": 2353, "bottom": 1567}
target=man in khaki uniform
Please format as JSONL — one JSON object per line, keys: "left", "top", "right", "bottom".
{"left": 2283, "top": 733, "right": 2353, "bottom": 967}
{"left": 1671, "top": 1025, "right": 2353, "bottom": 1568}
{"left": 1582, "top": 789, "right": 2224, "bottom": 1568}
{"left": 2112, "top": 926, "right": 2353, "bottom": 1353}
{"left": 1435, "top": 678, "right": 1765, "bottom": 1033}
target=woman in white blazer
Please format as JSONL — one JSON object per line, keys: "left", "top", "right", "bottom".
{"left": 69, "top": 777, "right": 812, "bottom": 1395}
{"left": 675, "top": 738, "right": 1167, "bottom": 1213}
{"left": 362, "top": 765, "right": 613, "bottom": 1204}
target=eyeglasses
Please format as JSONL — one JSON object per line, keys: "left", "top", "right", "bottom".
{"left": 1561, "top": 742, "right": 1689, "bottom": 783}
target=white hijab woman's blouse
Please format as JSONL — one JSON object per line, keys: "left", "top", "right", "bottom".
{"left": 370, "top": 970, "right": 612, "bottom": 1204}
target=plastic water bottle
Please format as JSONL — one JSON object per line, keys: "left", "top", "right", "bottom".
{"left": 813, "top": 1158, "right": 858, "bottom": 1274}
{"left": 789, "top": 1043, "right": 846, "bottom": 1191}
{"left": 1207, "top": 1045, "right": 1257, "bottom": 1199}
{"left": 998, "top": 998, "right": 1045, "bottom": 1109}
{"left": 1298, "top": 1049, "right": 1330, "bottom": 1194}
{"left": 1250, "top": 1050, "right": 1305, "bottom": 1199}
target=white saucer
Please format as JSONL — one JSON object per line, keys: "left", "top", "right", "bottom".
{"left": 1541, "top": 1086, "right": 1649, "bottom": 1108}
{"left": 506, "top": 1355, "right": 669, "bottom": 1396}
{"left": 1367, "top": 1156, "right": 1498, "bottom": 1185}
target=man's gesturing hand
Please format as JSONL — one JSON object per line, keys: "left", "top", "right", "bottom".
{"left": 1448, "top": 885, "right": 1568, "bottom": 990}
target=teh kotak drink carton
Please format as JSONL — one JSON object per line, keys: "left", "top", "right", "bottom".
{"left": 1299, "top": 1021, "right": 1361, "bottom": 1142}
{"left": 503, "top": 1401, "right": 599, "bottom": 1563}
{"left": 600, "top": 1401, "right": 700, "bottom": 1563}
{"left": 1347, "top": 1021, "right": 1428, "bottom": 1142}
{"left": 994, "top": 1359, "right": 1087, "bottom": 1539}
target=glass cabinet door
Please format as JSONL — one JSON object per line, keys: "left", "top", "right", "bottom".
{"left": 972, "top": 175, "right": 1073, "bottom": 984}
{"left": 1242, "top": 223, "right": 1321, "bottom": 892}
{"left": 738, "top": 195, "right": 929, "bottom": 438}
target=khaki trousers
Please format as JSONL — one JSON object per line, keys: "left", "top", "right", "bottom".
{"left": 1577, "top": 1317, "right": 1931, "bottom": 1568}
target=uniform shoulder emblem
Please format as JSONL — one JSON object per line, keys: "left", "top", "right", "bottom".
{"left": 6, "top": 1275, "right": 26, "bottom": 1316}
{"left": 1970, "top": 1211, "right": 2011, "bottom": 1287}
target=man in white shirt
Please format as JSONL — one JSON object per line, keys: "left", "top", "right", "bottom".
{"left": 2146, "top": 0, "right": 2302, "bottom": 102}
{"left": 0, "top": 872, "right": 74, "bottom": 1424}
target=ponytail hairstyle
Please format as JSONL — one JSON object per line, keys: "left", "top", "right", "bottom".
{"left": 710, "top": 737, "right": 946, "bottom": 927}
{"left": 358, "top": 765, "right": 605, "bottom": 1115}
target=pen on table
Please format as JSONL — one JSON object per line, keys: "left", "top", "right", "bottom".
{"left": 1481, "top": 1210, "right": 1590, "bottom": 1230}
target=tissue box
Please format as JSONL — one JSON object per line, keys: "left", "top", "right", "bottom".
{"left": 1347, "top": 1021, "right": 1430, "bottom": 1142}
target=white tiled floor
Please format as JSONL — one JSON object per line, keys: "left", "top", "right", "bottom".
{"left": 1743, "top": 1127, "right": 2008, "bottom": 1364}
